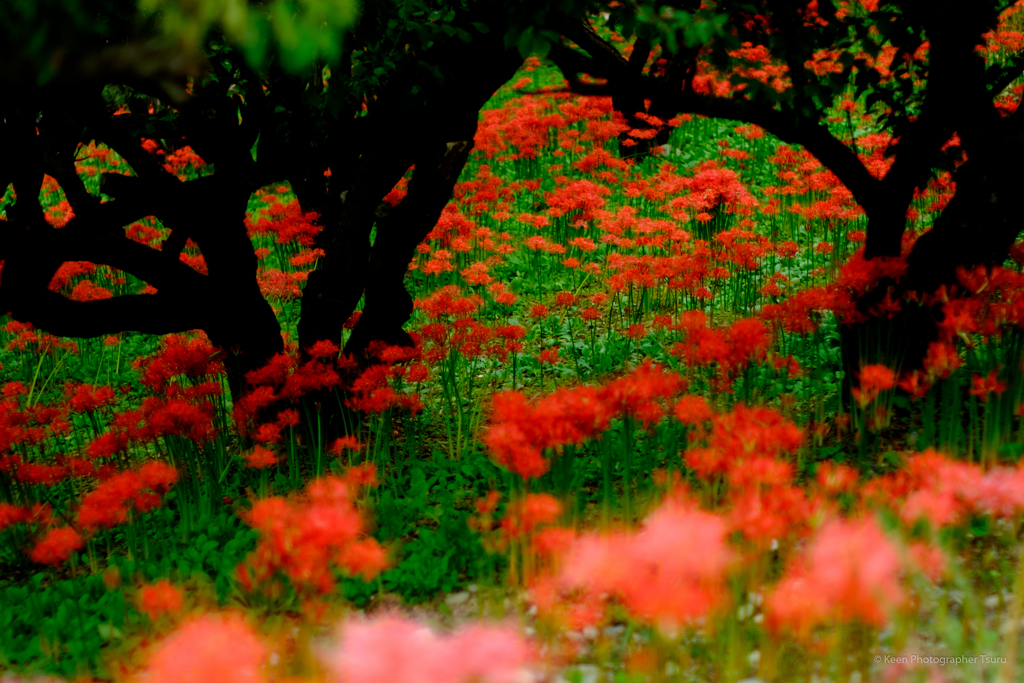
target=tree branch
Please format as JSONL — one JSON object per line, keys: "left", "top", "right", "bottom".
{"left": 5, "top": 290, "right": 204, "bottom": 338}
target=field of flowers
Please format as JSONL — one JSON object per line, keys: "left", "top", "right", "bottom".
{"left": 2, "top": 51, "right": 1024, "bottom": 683}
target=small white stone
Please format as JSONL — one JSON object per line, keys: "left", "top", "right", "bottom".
{"left": 748, "top": 650, "right": 761, "bottom": 668}
{"left": 467, "top": 584, "right": 478, "bottom": 593}
{"left": 572, "top": 665, "right": 601, "bottom": 683}
{"left": 269, "top": 652, "right": 280, "bottom": 666}
{"left": 582, "top": 626, "right": 599, "bottom": 640}
{"left": 524, "top": 626, "right": 536, "bottom": 637}
{"left": 602, "top": 625, "right": 625, "bottom": 639}
{"left": 984, "top": 594, "right": 1001, "bottom": 610}
{"left": 446, "top": 591, "right": 470, "bottom": 607}
{"left": 753, "top": 614, "right": 763, "bottom": 624}
{"left": 527, "top": 604, "right": 538, "bottom": 617}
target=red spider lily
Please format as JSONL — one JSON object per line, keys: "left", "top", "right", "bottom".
{"left": 852, "top": 364, "right": 896, "bottom": 408}
{"left": 708, "top": 404, "right": 804, "bottom": 460}
{"left": 673, "top": 395, "right": 712, "bottom": 427}
{"left": 77, "top": 464, "right": 177, "bottom": 531}
{"left": 238, "top": 473, "right": 386, "bottom": 596}
{"left": 969, "top": 370, "right": 1007, "bottom": 401}
{"left": 727, "top": 485, "right": 817, "bottom": 545}
{"left": 243, "top": 446, "right": 278, "bottom": 469}
{"left": 897, "top": 370, "right": 931, "bottom": 400}
{"left": 500, "top": 493, "right": 561, "bottom": 539}
{"left": 484, "top": 364, "right": 687, "bottom": 478}
{"left": 246, "top": 201, "right": 322, "bottom": 246}
{"left": 134, "top": 334, "right": 225, "bottom": 393}
{"left": 759, "top": 286, "right": 837, "bottom": 335}
{"left": 553, "top": 291, "right": 576, "bottom": 308}
{"left": 66, "top": 383, "right": 117, "bottom": 413}
{"left": 546, "top": 179, "right": 611, "bottom": 224}
{"left": 0, "top": 503, "right": 29, "bottom": 531}
{"left": 323, "top": 616, "right": 534, "bottom": 683}
{"left": 342, "top": 463, "right": 378, "bottom": 490}
{"left": 864, "top": 449, "right": 1024, "bottom": 527}
{"left": 600, "top": 361, "right": 686, "bottom": 425}
{"left": 816, "top": 462, "right": 859, "bottom": 496}
{"left": 146, "top": 613, "right": 266, "bottom": 683}
{"left": 415, "top": 285, "right": 483, "bottom": 319}
{"left": 346, "top": 365, "right": 420, "bottom": 414}
{"left": 138, "top": 579, "right": 184, "bottom": 620}
{"left": 534, "top": 498, "right": 734, "bottom": 631}
{"left": 16, "top": 463, "right": 68, "bottom": 487}
{"left": 29, "top": 526, "right": 84, "bottom": 565}
{"left": 306, "top": 339, "right": 340, "bottom": 360}
{"left": 923, "top": 341, "right": 961, "bottom": 380}
{"left": 254, "top": 422, "right": 282, "bottom": 444}
{"left": 536, "top": 347, "right": 560, "bottom": 365}
{"left": 329, "top": 436, "right": 362, "bottom": 455}
{"left": 765, "top": 517, "right": 906, "bottom": 636}
{"left": 623, "top": 323, "right": 646, "bottom": 340}
{"left": 70, "top": 279, "right": 114, "bottom": 301}
{"left": 143, "top": 397, "right": 217, "bottom": 445}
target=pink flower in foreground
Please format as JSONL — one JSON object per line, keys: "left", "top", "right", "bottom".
{"left": 323, "top": 616, "right": 534, "bottom": 683}
{"left": 536, "top": 498, "right": 733, "bottom": 631}
{"left": 147, "top": 613, "right": 265, "bottom": 683}
{"left": 765, "top": 516, "right": 905, "bottom": 636}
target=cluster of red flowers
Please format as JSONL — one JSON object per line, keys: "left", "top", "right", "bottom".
{"left": 765, "top": 516, "right": 906, "bottom": 637}
{"left": 483, "top": 361, "right": 685, "bottom": 478}
{"left": 532, "top": 497, "right": 734, "bottom": 631}
{"left": 236, "top": 468, "right": 387, "bottom": 596}
{"left": 76, "top": 462, "right": 178, "bottom": 531}
{"left": 863, "top": 449, "right": 1024, "bottom": 527}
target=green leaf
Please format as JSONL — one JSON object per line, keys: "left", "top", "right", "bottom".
{"left": 516, "top": 26, "right": 534, "bottom": 59}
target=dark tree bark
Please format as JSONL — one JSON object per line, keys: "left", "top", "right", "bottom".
{"left": 295, "top": 32, "right": 525, "bottom": 358}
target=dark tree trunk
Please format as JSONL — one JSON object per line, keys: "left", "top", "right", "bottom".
{"left": 839, "top": 115, "right": 1024, "bottom": 391}
{"left": 296, "top": 34, "right": 524, "bottom": 358}
{"left": 345, "top": 139, "right": 476, "bottom": 356}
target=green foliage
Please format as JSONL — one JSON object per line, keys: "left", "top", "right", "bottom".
{"left": 138, "top": 0, "right": 357, "bottom": 70}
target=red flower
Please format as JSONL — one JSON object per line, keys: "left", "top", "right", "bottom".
{"left": 500, "top": 493, "right": 562, "bottom": 538}
{"left": 536, "top": 348, "right": 560, "bottom": 365}
{"left": 330, "top": 436, "right": 362, "bottom": 455}
{"left": 0, "top": 503, "right": 29, "bottom": 531}
{"left": 969, "top": 370, "right": 1007, "bottom": 401}
{"left": 852, "top": 364, "right": 896, "bottom": 407}
{"left": 30, "top": 527, "right": 84, "bottom": 565}
{"left": 147, "top": 614, "right": 265, "bottom": 683}
{"left": 243, "top": 446, "right": 278, "bottom": 469}
{"left": 674, "top": 395, "right": 712, "bottom": 426}
{"left": 765, "top": 517, "right": 905, "bottom": 636}
{"left": 138, "top": 579, "right": 184, "bottom": 620}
